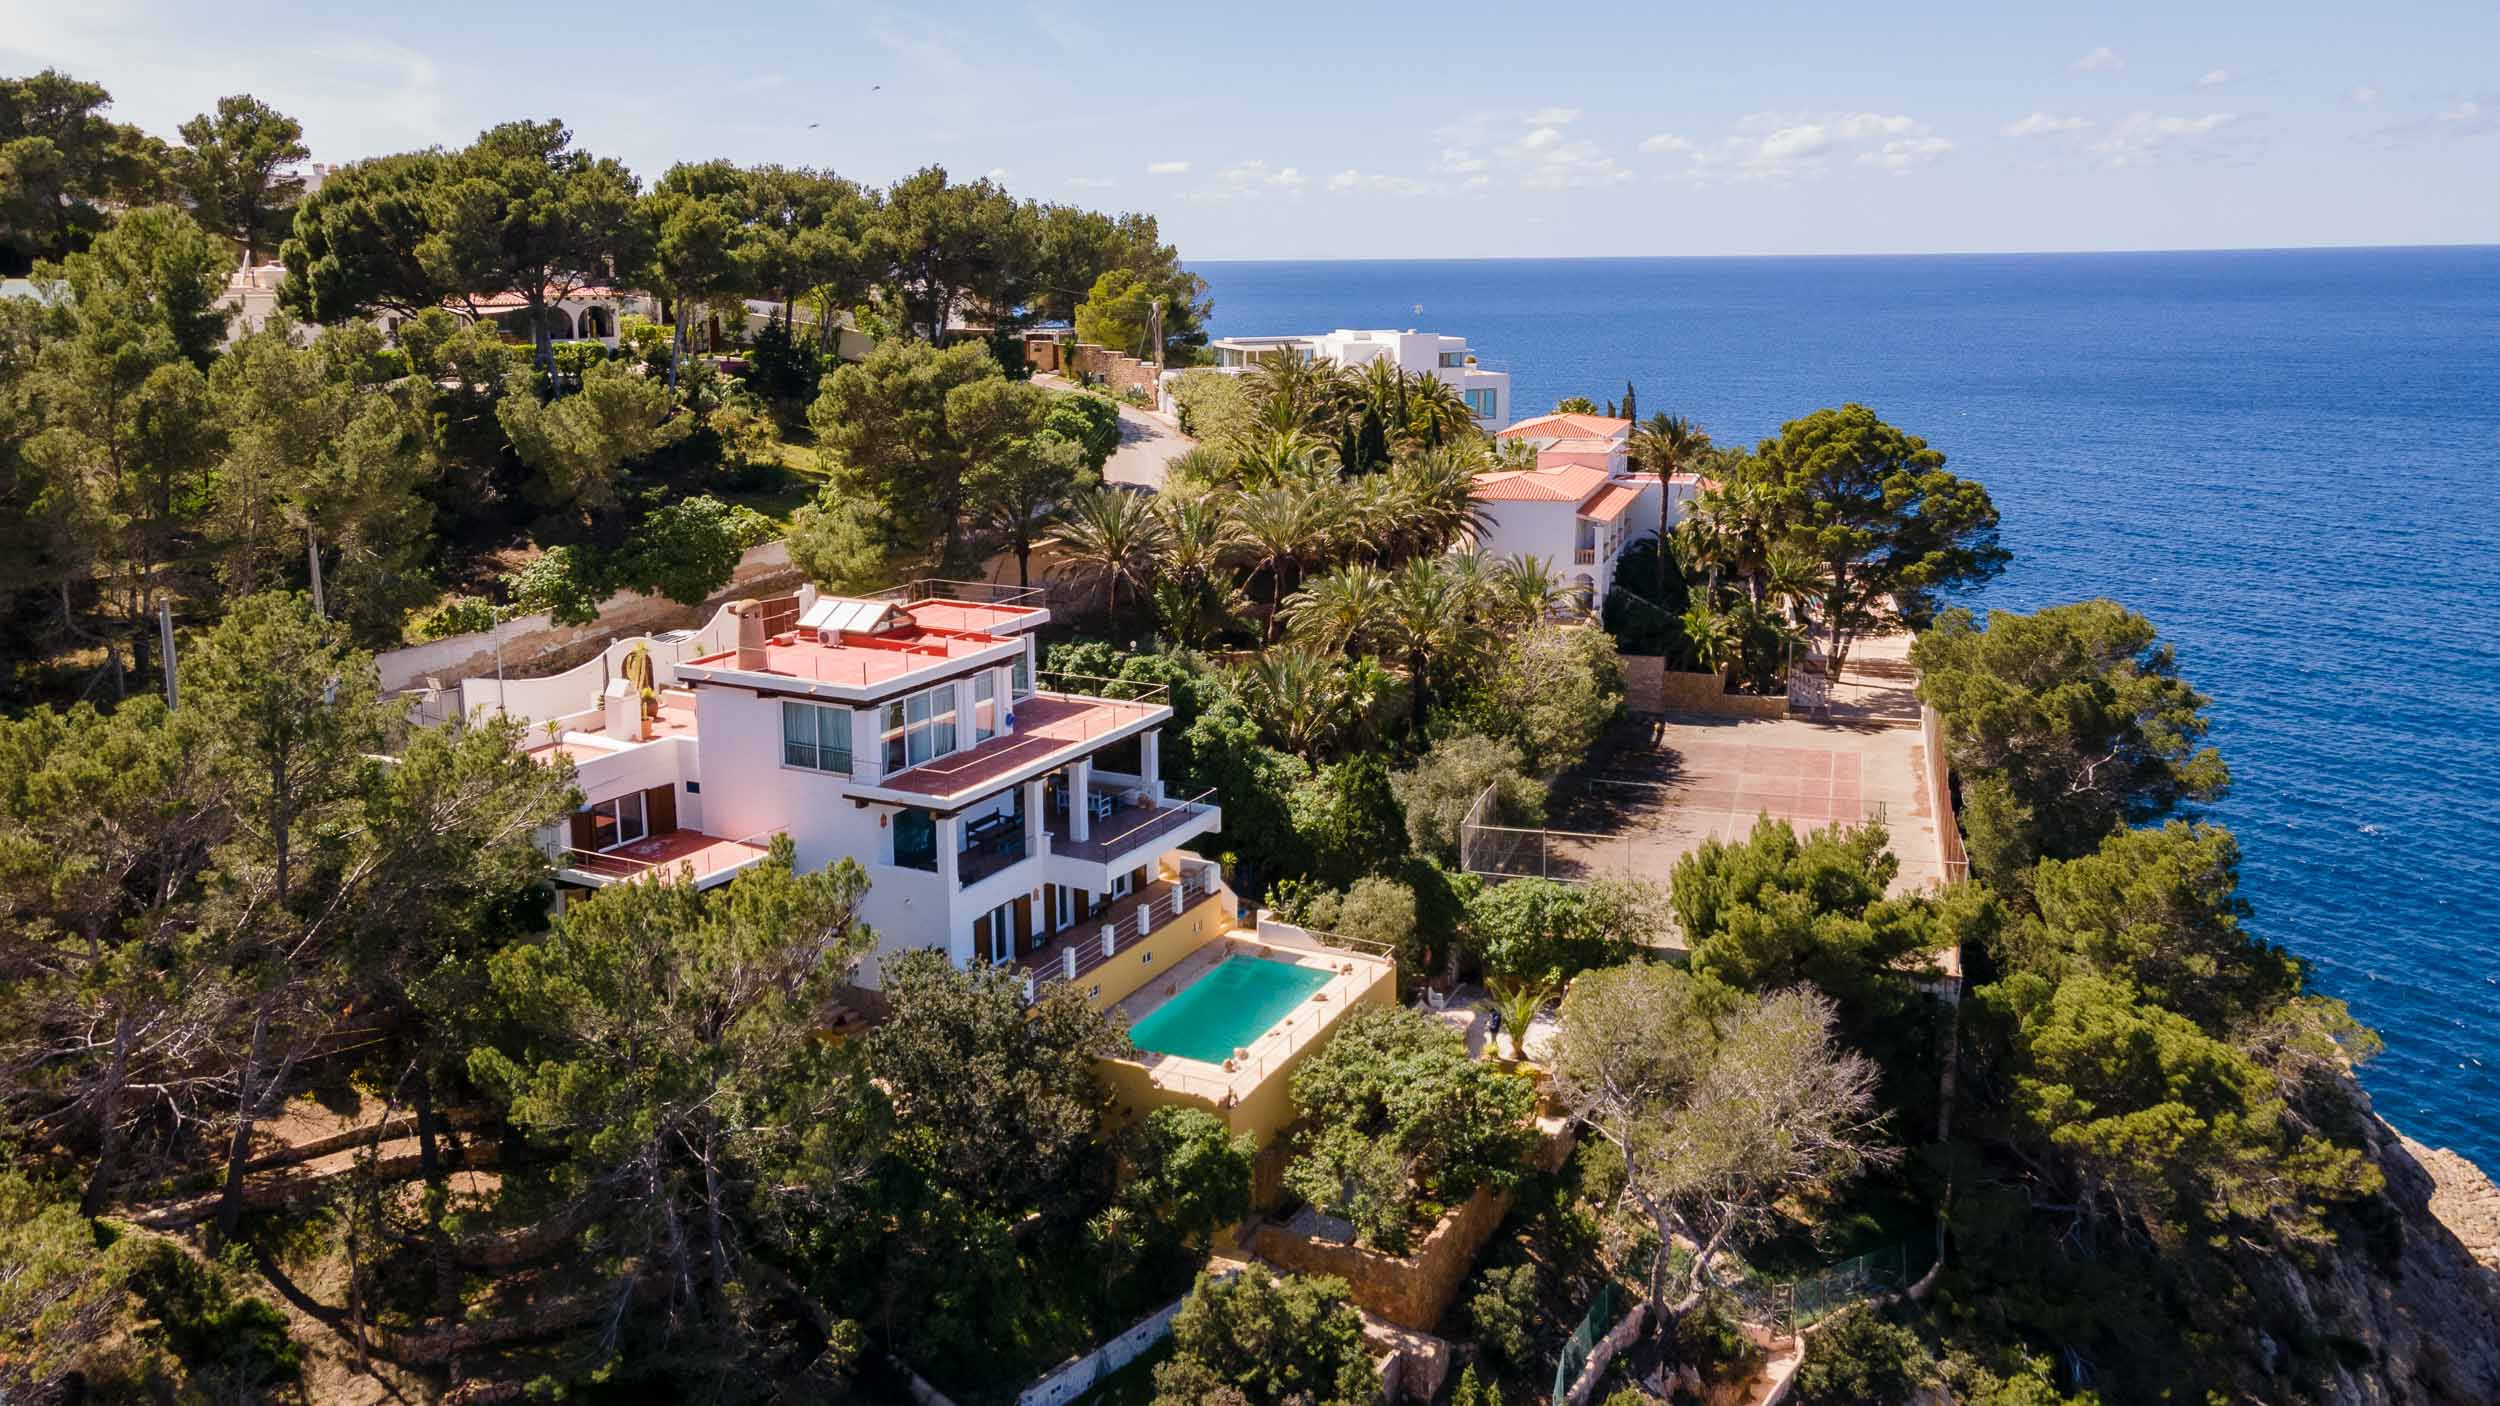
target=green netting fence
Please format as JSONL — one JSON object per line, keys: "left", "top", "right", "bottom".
{"left": 1783, "top": 1228, "right": 1942, "bottom": 1331}
{"left": 1550, "top": 1282, "right": 1620, "bottom": 1403}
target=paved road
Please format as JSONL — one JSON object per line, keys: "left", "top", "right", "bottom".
{"left": 1038, "top": 374, "right": 1197, "bottom": 489}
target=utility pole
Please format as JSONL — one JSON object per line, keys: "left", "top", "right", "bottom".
{"left": 307, "top": 531, "right": 326, "bottom": 616}
{"left": 1148, "top": 298, "right": 1166, "bottom": 374}
{"left": 157, "top": 597, "right": 178, "bottom": 710}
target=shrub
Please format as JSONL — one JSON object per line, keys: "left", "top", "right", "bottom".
{"left": 1452, "top": 624, "right": 1627, "bottom": 777}
{"left": 412, "top": 594, "right": 505, "bottom": 640}
{"left": 1673, "top": 1290, "right": 1764, "bottom": 1390}
{"left": 608, "top": 496, "right": 777, "bottom": 606}
{"left": 1467, "top": 1262, "right": 1540, "bottom": 1371}
{"left": 1283, "top": 1123, "right": 1411, "bottom": 1251}
{"left": 1793, "top": 1306, "right": 1936, "bottom": 1405}
{"left": 746, "top": 318, "right": 825, "bottom": 403}
{"left": 1285, "top": 1007, "right": 1535, "bottom": 1231}
{"left": 501, "top": 545, "right": 608, "bottom": 626}
{"left": 1046, "top": 390, "right": 1123, "bottom": 469}
{"left": 1125, "top": 1106, "right": 1255, "bottom": 1250}
{"left": 1169, "top": 367, "right": 1256, "bottom": 445}
{"left": 1464, "top": 877, "right": 1662, "bottom": 989}
{"left": 1150, "top": 1267, "right": 1376, "bottom": 1406}
{"left": 1390, "top": 734, "right": 1546, "bottom": 863}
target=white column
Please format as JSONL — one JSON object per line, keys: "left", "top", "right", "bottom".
{"left": 1142, "top": 730, "right": 1162, "bottom": 803}
{"left": 935, "top": 813, "right": 961, "bottom": 890}
{"left": 1023, "top": 778, "right": 1045, "bottom": 857}
{"left": 1069, "top": 757, "right": 1093, "bottom": 842}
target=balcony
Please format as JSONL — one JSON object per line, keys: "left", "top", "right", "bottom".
{"left": 865, "top": 678, "right": 1171, "bottom": 806}
{"left": 958, "top": 819, "right": 1032, "bottom": 886}
{"left": 865, "top": 578, "right": 1050, "bottom": 636}
{"left": 1572, "top": 546, "right": 1598, "bottom": 565}
{"left": 556, "top": 827, "right": 780, "bottom": 890}
{"left": 1053, "top": 786, "right": 1220, "bottom": 866}
{"left": 1016, "top": 860, "right": 1225, "bottom": 998}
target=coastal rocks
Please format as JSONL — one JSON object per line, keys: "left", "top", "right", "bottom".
{"left": 2237, "top": 1108, "right": 2500, "bottom": 1405}
{"left": 2405, "top": 1135, "right": 2500, "bottom": 1272}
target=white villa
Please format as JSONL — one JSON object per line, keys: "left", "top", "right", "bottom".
{"left": 463, "top": 582, "right": 1224, "bottom": 991}
{"left": 1179, "top": 327, "right": 1512, "bottom": 429}
{"left": 1471, "top": 412, "right": 1707, "bottom": 610}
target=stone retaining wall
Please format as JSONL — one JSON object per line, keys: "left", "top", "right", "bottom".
{"left": 1643, "top": 663, "right": 1790, "bottom": 719}
{"left": 1250, "top": 1183, "right": 1512, "bottom": 1332}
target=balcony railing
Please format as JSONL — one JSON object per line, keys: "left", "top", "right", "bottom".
{"left": 1019, "top": 858, "right": 1223, "bottom": 1000}
{"left": 1033, "top": 670, "right": 1171, "bottom": 707}
{"left": 1055, "top": 787, "right": 1217, "bottom": 865}
{"left": 868, "top": 578, "right": 1047, "bottom": 610}
{"left": 1572, "top": 547, "right": 1598, "bottom": 565}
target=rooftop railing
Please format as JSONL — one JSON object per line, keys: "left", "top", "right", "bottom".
{"left": 868, "top": 578, "right": 1047, "bottom": 610}
{"left": 1033, "top": 670, "right": 1172, "bottom": 707}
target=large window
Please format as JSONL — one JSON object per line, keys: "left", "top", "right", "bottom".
{"left": 1465, "top": 388, "right": 1498, "bottom": 419}
{"left": 973, "top": 672, "right": 998, "bottom": 743}
{"left": 1439, "top": 350, "right": 1466, "bottom": 368}
{"left": 782, "top": 700, "right": 853, "bottom": 773}
{"left": 587, "top": 793, "right": 646, "bottom": 850}
{"left": 883, "top": 682, "right": 960, "bottom": 771}
{"left": 894, "top": 808, "right": 936, "bottom": 871}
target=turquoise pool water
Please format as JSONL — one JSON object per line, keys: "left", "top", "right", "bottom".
{"left": 1126, "top": 957, "right": 1334, "bottom": 1064}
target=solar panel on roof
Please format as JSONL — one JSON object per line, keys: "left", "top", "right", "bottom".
{"left": 799, "top": 597, "right": 900, "bottom": 637}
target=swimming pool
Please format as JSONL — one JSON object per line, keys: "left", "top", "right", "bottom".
{"left": 1126, "top": 957, "right": 1335, "bottom": 1064}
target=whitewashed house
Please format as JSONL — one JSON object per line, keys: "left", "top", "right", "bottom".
{"left": 1472, "top": 412, "right": 1706, "bottom": 610}
{"left": 1177, "top": 327, "right": 1512, "bottom": 429}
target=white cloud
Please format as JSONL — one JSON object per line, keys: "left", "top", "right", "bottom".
{"left": 1859, "top": 135, "right": 1954, "bottom": 172}
{"left": 1524, "top": 106, "right": 1583, "bottom": 126}
{"left": 2001, "top": 112, "right": 2093, "bottom": 138}
{"left": 1146, "top": 160, "right": 1191, "bottom": 175}
{"left": 1498, "top": 127, "right": 1632, "bottom": 189}
{"left": 2350, "top": 84, "right": 2380, "bottom": 104}
{"left": 984, "top": 167, "right": 1009, "bottom": 182}
{"left": 1067, "top": 176, "right": 1115, "bottom": 189}
{"left": 1659, "top": 111, "right": 1950, "bottom": 184}
{"left": 2072, "top": 46, "right": 2123, "bottom": 72}
{"left": 2199, "top": 68, "right": 2231, "bottom": 87}
{"left": 1435, "top": 147, "right": 1488, "bottom": 174}
{"left": 1326, "top": 168, "right": 1439, "bottom": 196}
{"left": 2441, "top": 99, "right": 2483, "bottom": 123}
{"left": 1192, "top": 159, "right": 1310, "bottom": 200}
{"left": 2090, "top": 111, "right": 2239, "bottom": 165}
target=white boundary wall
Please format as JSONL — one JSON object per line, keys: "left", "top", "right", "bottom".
{"left": 1014, "top": 1268, "right": 1238, "bottom": 1406}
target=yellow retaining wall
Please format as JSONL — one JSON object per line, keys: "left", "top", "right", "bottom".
{"left": 1079, "top": 890, "right": 1228, "bottom": 1015}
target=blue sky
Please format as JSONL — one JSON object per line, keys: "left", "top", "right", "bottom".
{"left": 3, "top": 0, "right": 2493, "bottom": 259}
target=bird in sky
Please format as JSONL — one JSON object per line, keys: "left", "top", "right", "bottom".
{"left": 806, "top": 122, "right": 820, "bottom": 129}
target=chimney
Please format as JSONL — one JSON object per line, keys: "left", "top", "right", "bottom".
{"left": 730, "top": 599, "right": 767, "bottom": 670}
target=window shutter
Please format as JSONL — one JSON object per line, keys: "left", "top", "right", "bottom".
{"left": 568, "top": 811, "right": 597, "bottom": 851}
{"left": 643, "top": 784, "right": 678, "bottom": 835}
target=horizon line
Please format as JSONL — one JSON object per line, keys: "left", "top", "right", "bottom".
{"left": 1185, "top": 240, "right": 2500, "bottom": 265}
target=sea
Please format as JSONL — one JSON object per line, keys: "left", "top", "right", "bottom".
{"left": 1194, "top": 248, "right": 2500, "bottom": 1169}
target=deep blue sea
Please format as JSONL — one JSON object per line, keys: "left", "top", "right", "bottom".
{"left": 1195, "top": 249, "right": 2500, "bottom": 1168}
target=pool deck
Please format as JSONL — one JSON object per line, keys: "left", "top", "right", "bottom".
{"left": 1110, "top": 933, "right": 1393, "bottom": 1105}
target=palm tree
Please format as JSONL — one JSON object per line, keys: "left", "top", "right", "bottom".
{"left": 1150, "top": 489, "right": 1250, "bottom": 647}
{"left": 1049, "top": 489, "right": 1169, "bottom": 635}
{"left": 1388, "top": 443, "right": 1492, "bottom": 557}
{"left": 1488, "top": 554, "right": 1571, "bottom": 627}
{"left": 1403, "top": 375, "right": 1477, "bottom": 449}
{"left": 1763, "top": 540, "right": 1820, "bottom": 632}
{"left": 1280, "top": 562, "right": 1391, "bottom": 655}
{"left": 1234, "top": 426, "right": 1335, "bottom": 489}
{"left": 1380, "top": 557, "right": 1478, "bottom": 733}
{"left": 1680, "top": 598, "right": 1739, "bottom": 676}
{"left": 1245, "top": 348, "right": 1341, "bottom": 434}
{"left": 1231, "top": 486, "right": 1343, "bottom": 639}
{"left": 1236, "top": 649, "right": 1342, "bottom": 759}
{"left": 1631, "top": 413, "right": 1712, "bottom": 600}
{"left": 1483, "top": 979, "right": 1550, "bottom": 1062}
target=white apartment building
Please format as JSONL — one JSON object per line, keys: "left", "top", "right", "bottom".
{"left": 499, "top": 582, "right": 1224, "bottom": 988}
{"left": 1473, "top": 412, "right": 1706, "bottom": 609}
{"left": 1187, "top": 328, "right": 1511, "bottom": 429}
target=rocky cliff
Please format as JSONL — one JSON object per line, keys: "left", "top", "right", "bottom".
{"left": 2235, "top": 1110, "right": 2500, "bottom": 1404}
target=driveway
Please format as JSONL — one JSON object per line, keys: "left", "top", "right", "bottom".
{"left": 1037, "top": 373, "right": 1197, "bottom": 489}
